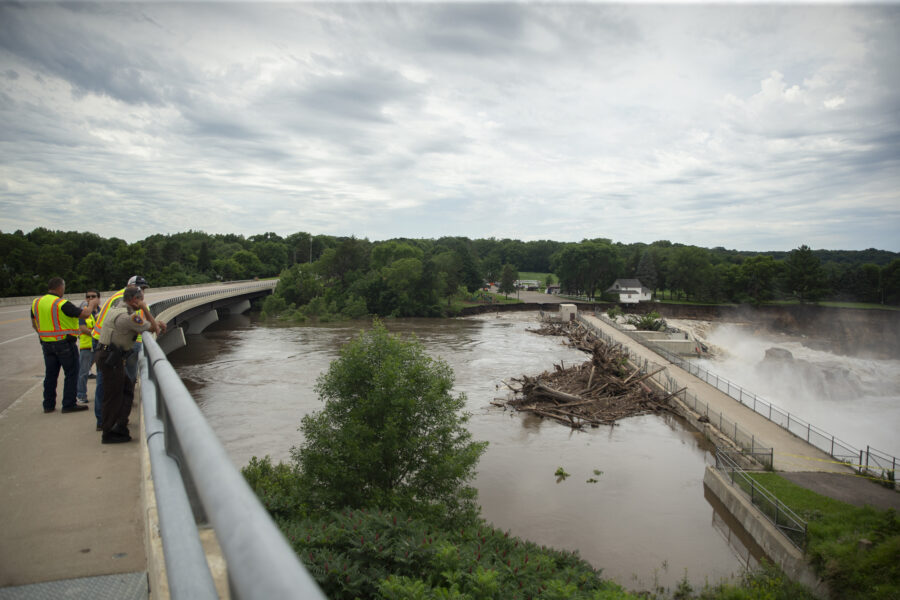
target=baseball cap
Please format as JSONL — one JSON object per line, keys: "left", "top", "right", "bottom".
{"left": 127, "top": 275, "right": 150, "bottom": 289}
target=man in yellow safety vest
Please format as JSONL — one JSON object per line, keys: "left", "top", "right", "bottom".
{"left": 31, "top": 277, "right": 99, "bottom": 413}
{"left": 76, "top": 289, "right": 101, "bottom": 404}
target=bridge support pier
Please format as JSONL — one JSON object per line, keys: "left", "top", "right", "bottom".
{"left": 158, "top": 326, "right": 187, "bottom": 354}
{"left": 226, "top": 299, "right": 251, "bottom": 315}
{"left": 185, "top": 309, "right": 219, "bottom": 335}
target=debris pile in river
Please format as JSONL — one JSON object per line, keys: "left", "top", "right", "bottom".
{"left": 503, "top": 321, "right": 681, "bottom": 429}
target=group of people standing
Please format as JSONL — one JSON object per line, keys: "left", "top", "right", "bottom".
{"left": 30, "top": 276, "right": 166, "bottom": 444}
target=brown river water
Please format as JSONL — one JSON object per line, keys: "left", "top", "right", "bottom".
{"left": 170, "top": 311, "right": 762, "bottom": 591}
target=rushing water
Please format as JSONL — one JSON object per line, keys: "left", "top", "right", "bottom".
{"left": 171, "top": 312, "right": 760, "bottom": 591}
{"left": 690, "top": 322, "right": 900, "bottom": 457}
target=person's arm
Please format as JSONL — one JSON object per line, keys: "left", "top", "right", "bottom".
{"left": 61, "top": 298, "right": 98, "bottom": 320}
{"left": 136, "top": 301, "right": 166, "bottom": 334}
{"left": 123, "top": 308, "right": 158, "bottom": 336}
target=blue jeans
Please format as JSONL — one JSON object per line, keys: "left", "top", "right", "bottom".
{"left": 41, "top": 339, "right": 78, "bottom": 411}
{"left": 77, "top": 345, "right": 95, "bottom": 401}
{"left": 94, "top": 366, "right": 104, "bottom": 427}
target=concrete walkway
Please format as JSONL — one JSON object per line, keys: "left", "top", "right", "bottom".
{"left": 581, "top": 314, "right": 854, "bottom": 474}
{"left": 0, "top": 285, "right": 231, "bottom": 594}
{"left": 0, "top": 357, "right": 146, "bottom": 590}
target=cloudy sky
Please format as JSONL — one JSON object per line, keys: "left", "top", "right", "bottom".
{"left": 1, "top": 2, "right": 898, "bottom": 251}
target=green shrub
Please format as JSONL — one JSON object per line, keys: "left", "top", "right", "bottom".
{"left": 278, "top": 509, "right": 632, "bottom": 600}
{"left": 626, "top": 311, "right": 665, "bottom": 331}
{"left": 241, "top": 455, "right": 305, "bottom": 520}
{"left": 292, "top": 321, "right": 488, "bottom": 528}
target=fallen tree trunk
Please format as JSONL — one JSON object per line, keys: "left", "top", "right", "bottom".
{"left": 506, "top": 319, "right": 675, "bottom": 429}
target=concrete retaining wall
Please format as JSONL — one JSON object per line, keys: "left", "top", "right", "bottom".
{"left": 703, "top": 467, "right": 829, "bottom": 598}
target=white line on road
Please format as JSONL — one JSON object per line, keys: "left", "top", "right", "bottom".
{"left": 0, "top": 333, "right": 35, "bottom": 345}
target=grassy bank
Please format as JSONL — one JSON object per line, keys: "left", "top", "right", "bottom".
{"left": 748, "top": 472, "right": 899, "bottom": 600}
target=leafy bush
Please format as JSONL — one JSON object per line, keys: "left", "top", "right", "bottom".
{"left": 292, "top": 321, "right": 488, "bottom": 528}
{"left": 626, "top": 311, "right": 666, "bottom": 331}
{"left": 278, "top": 509, "right": 632, "bottom": 600}
{"left": 241, "top": 455, "right": 305, "bottom": 520}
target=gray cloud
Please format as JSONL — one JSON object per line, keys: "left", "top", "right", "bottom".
{"left": 0, "top": 3, "right": 898, "bottom": 250}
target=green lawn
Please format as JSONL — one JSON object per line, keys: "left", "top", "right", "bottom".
{"left": 747, "top": 472, "right": 900, "bottom": 600}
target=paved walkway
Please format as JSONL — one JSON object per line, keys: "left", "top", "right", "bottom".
{"left": 580, "top": 313, "right": 900, "bottom": 509}
{"left": 0, "top": 304, "right": 146, "bottom": 591}
{"left": 581, "top": 314, "right": 854, "bottom": 474}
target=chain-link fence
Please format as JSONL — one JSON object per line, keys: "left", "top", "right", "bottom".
{"left": 576, "top": 314, "right": 774, "bottom": 468}
{"left": 588, "top": 311, "right": 897, "bottom": 484}
{"left": 714, "top": 450, "right": 808, "bottom": 549}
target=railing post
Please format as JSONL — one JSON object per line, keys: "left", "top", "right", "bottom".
{"left": 807, "top": 423, "right": 811, "bottom": 442}
{"left": 831, "top": 436, "right": 834, "bottom": 458}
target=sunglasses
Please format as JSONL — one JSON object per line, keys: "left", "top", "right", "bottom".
{"left": 86, "top": 294, "right": 99, "bottom": 299}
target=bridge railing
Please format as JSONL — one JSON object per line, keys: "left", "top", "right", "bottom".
{"left": 139, "top": 288, "right": 326, "bottom": 600}
{"left": 591, "top": 312, "right": 897, "bottom": 483}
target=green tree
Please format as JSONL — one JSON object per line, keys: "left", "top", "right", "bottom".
{"left": 882, "top": 259, "right": 900, "bottom": 305}
{"left": 738, "top": 255, "right": 779, "bottom": 304}
{"left": 499, "top": 263, "right": 518, "bottom": 298}
{"left": 634, "top": 250, "right": 657, "bottom": 292}
{"left": 668, "top": 246, "right": 711, "bottom": 300}
{"left": 783, "top": 244, "right": 826, "bottom": 302}
{"left": 292, "top": 322, "right": 487, "bottom": 526}
{"left": 433, "top": 251, "right": 463, "bottom": 307}
{"left": 231, "top": 249, "right": 264, "bottom": 279}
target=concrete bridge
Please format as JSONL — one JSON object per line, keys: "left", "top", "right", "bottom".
{"left": 0, "top": 280, "right": 322, "bottom": 599}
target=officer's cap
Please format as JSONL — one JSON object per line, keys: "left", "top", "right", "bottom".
{"left": 127, "top": 275, "right": 150, "bottom": 289}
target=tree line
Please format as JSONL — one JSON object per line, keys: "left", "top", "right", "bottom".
{"left": 2, "top": 228, "right": 899, "bottom": 310}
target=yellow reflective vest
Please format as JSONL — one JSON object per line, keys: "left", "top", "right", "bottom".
{"left": 92, "top": 288, "right": 125, "bottom": 341}
{"left": 31, "top": 294, "right": 80, "bottom": 342}
{"left": 79, "top": 314, "right": 95, "bottom": 350}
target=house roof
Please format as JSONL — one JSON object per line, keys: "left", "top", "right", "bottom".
{"left": 606, "top": 278, "right": 647, "bottom": 292}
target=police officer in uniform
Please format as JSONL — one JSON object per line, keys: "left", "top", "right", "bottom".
{"left": 90, "top": 275, "right": 164, "bottom": 430}
{"left": 95, "top": 286, "right": 160, "bottom": 444}
{"left": 31, "top": 277, "right": 99, "bottom": 413}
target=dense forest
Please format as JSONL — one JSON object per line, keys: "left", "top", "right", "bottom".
{"left": 3, "top": 229, "right": 899, "bottom": 317}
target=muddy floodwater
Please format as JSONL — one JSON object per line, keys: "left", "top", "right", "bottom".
{"left": 170, "top": 312, "right": 761, "bottom": 591}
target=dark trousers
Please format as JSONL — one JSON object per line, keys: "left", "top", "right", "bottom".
{"left": 41, "top": 339, "right": 78, "bottom": 411}
{"left": 97, "top": 350, "right": 134, "bottom": 435}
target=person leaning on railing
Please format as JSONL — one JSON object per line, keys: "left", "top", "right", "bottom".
{"left": 31, "top": 277, "right": 99, "bottom": 414}
{"left": 95, "top": 286, "right": 162, "bottom": 445}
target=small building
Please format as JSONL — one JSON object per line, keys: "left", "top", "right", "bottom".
{"left": 514, "top": 279, "right": 541, "bottom": 291}
{"left": 559, "top": 303, "right": 577, "bottom": 322}
{"left": 606, "top": 279, "right": 653, "bottom": 304}
{"left": 545, "top": 285, "right": 560, "bottom": 295}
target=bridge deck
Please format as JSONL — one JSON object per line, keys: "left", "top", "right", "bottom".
{"left": 0, "top": 283, "right": 262, "bottom": 595}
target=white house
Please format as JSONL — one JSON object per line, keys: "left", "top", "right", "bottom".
{"left": 606, "top": 279, "right": 653, "bottom": 304}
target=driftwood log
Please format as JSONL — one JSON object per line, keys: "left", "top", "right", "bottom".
{"left": 509, "top": 321, "right": 675, "bottom": 429}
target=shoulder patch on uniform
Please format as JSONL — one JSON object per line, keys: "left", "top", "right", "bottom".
{"left": 132, "top": 314, "right": 144, "bottom": 325}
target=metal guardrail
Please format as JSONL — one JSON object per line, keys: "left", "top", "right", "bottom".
{"left": 714, "top": 450, "right": 808, "bottom": 549}
{"left": 150, "top": 279, "right": 276, "bottom": 316}
{"left": 592, "top": 312, "right": 898, "bottom": 482}
{"left": 575, "top": 314, "right": 774, "bottom": 467}
{"left": 139, "top": 286, "right": 327, "bottom": 600}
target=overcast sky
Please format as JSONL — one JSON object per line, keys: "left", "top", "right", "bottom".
{"left": 1, "top": 2, "right": 898, "bottom": 251}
